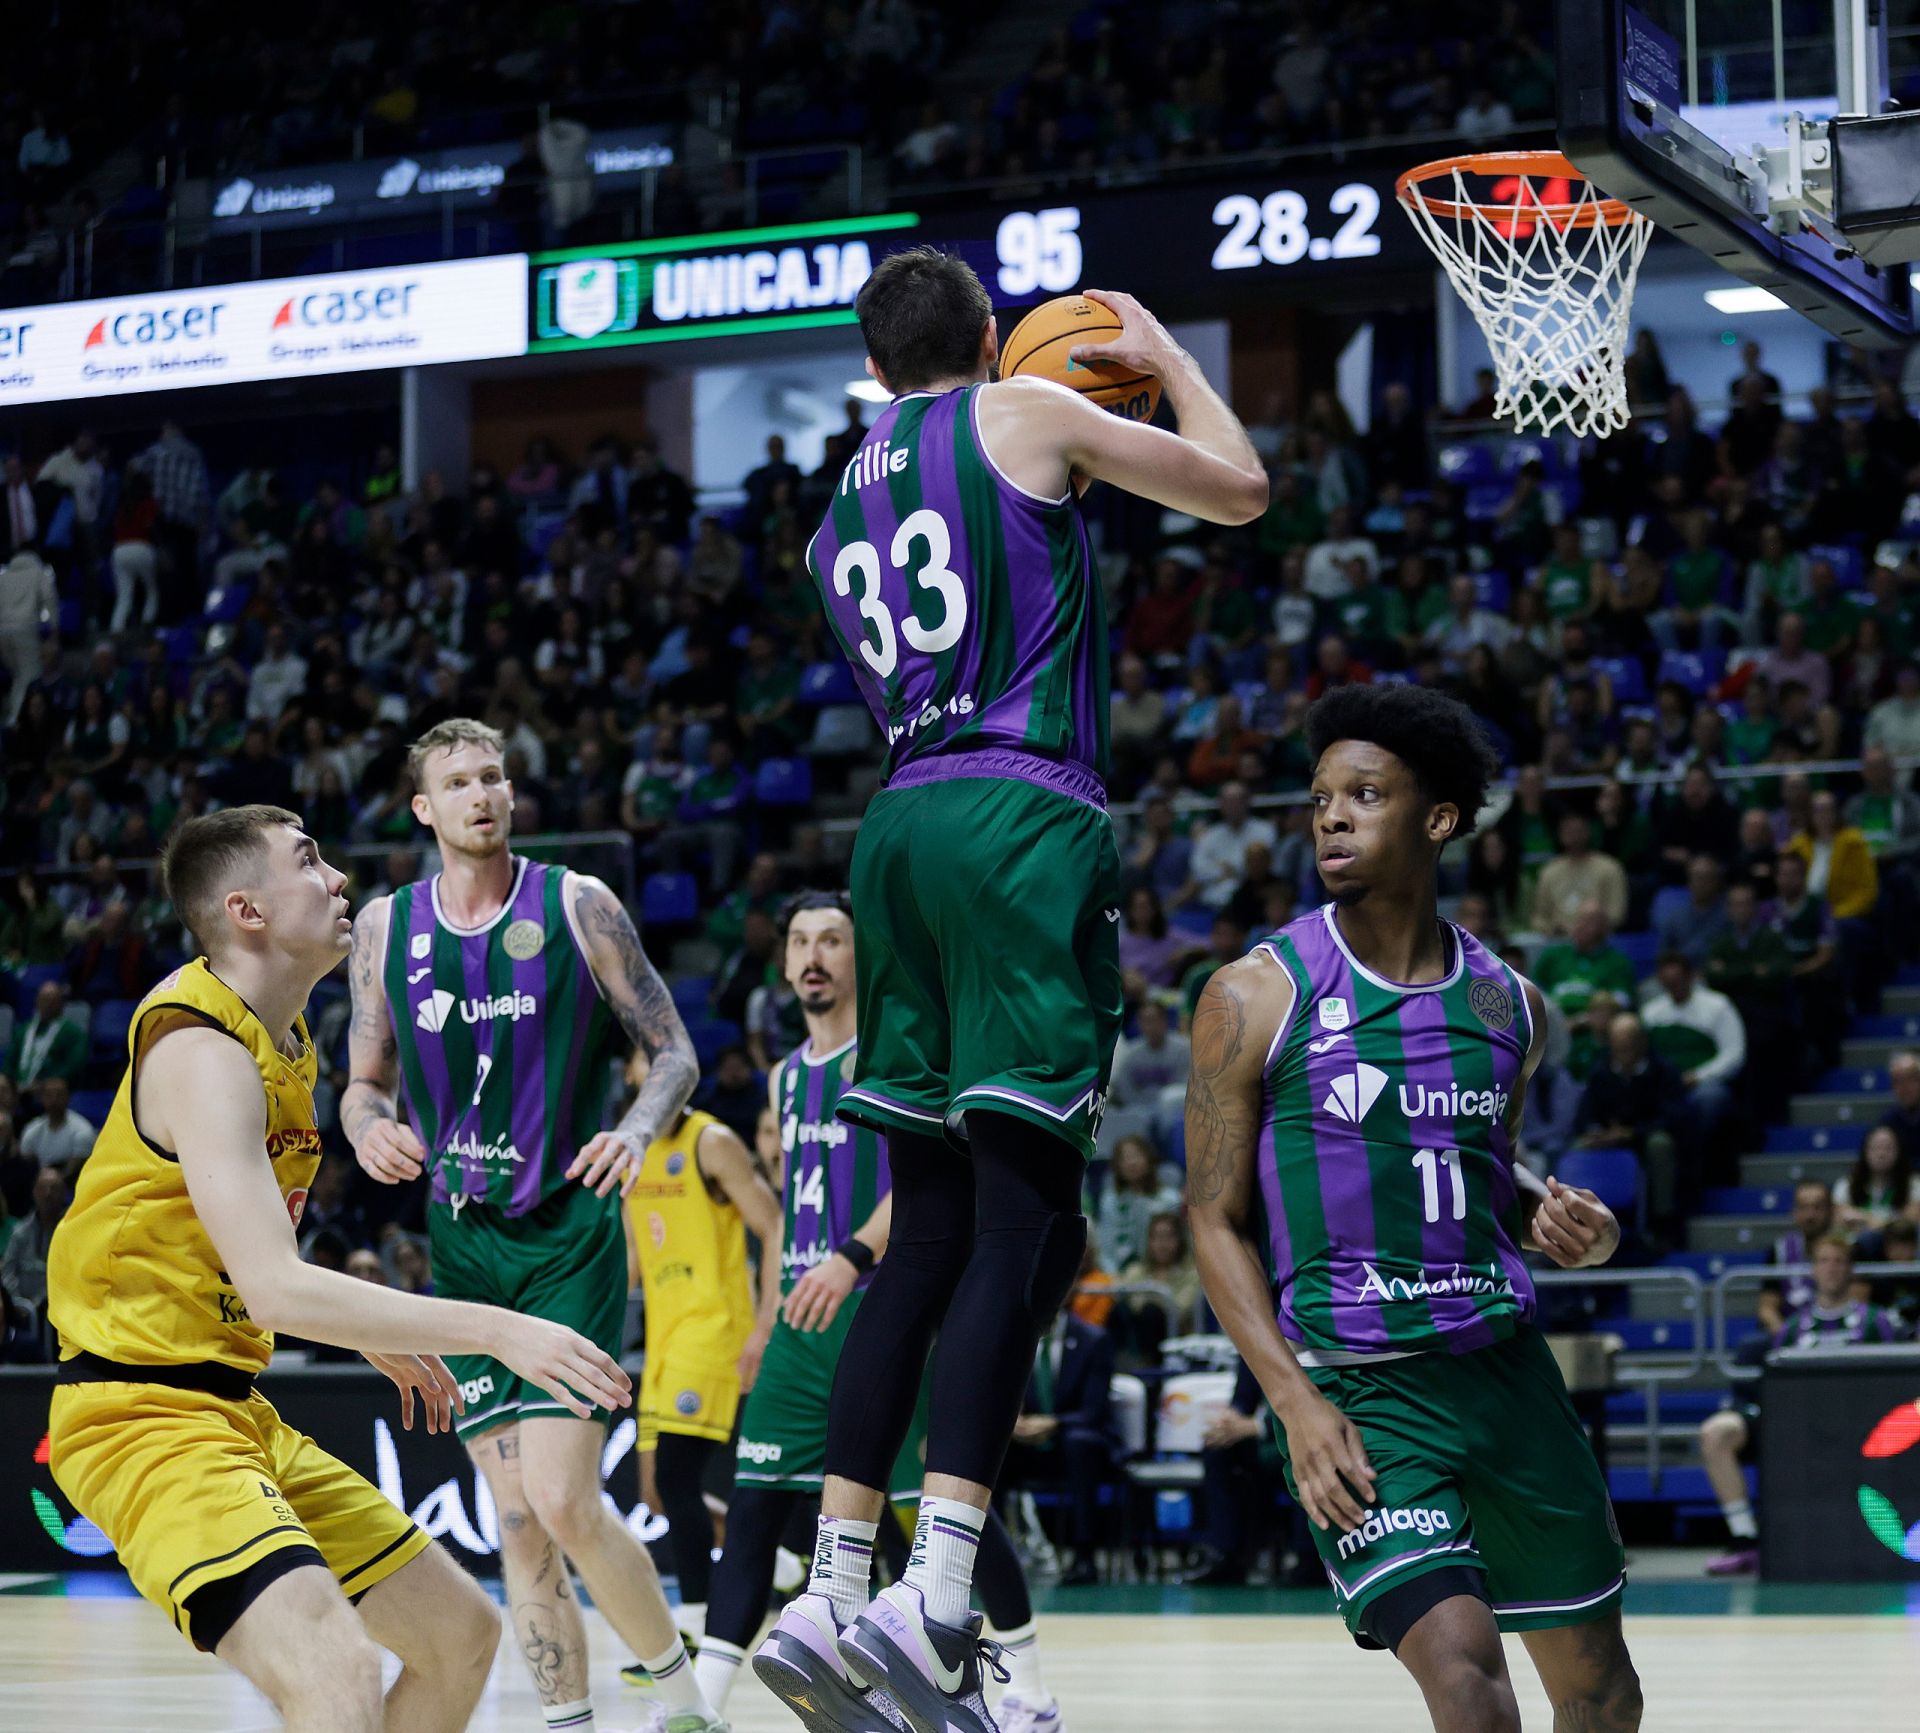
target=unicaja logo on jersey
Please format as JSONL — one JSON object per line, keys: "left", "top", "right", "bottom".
{"left": 1400, "top": 1080, "right": 1511, "bottom": 1122}
{"left": 1337, "top": 1504, "right": 1453, "bottom": 1560}
{"left": 1322, "top": 1063, "right": 1389, "bottom": 1124}
{"left": 416, "top": 989, "right": 538, "bottom": 1033}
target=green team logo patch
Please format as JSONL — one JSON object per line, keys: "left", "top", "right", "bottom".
{"left": 1469, "top": 980, "right": 1514, "bottom": 1032}
{"left": 503, "top": 919, "right": 545, "bottom": 961}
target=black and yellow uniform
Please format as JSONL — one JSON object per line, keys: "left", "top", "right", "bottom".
{"left": 625, "top": 1109, "right": 756, "bottom": 1448}
{"left": 45, "top": 960, "right": 430, "bottom": 1649}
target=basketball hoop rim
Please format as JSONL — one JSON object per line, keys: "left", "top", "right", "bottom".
{"left": 1396, "top": 149, "right": 1643, "bottom": 229}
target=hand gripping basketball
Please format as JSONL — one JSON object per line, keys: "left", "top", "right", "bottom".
{"left": 1065, "top": 288, "right": 1177, "bottom": 380}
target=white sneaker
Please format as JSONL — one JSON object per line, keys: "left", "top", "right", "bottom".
{"left": 997, "top": 1695, "right": 1062, "bottom": 1733}
{"left": 613, "top": 1707, "right": 731, "bottom": 1732}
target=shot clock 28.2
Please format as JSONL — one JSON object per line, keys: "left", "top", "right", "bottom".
{"left": 992, "top": 183, "right": 1384, "bottom": 303}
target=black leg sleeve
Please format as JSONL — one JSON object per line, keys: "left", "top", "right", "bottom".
{"left": 924, "top": 1111, "right": 1086, "bottom": 1488}
{"left": 824, "top": 1130, "right": 975, "bottom": 1489}
{"left": 706, "top": 1484, "right": 800, "bottom": 1651}
{"left": 652, "top": 1432, "right": 721, "bottom": 1605}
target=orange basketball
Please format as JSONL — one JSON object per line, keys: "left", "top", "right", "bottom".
{"left": 1001, "top": 295, "right": 1162, "bottom": 423}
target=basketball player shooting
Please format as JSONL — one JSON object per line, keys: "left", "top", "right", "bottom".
{"left": 1184, "top": 684, "right": 1643, "bottom": 1732}
{"left": 343, "top": 720, "right": 728, "bottom": 1733}
{"left": 43, "top": 807, "right": 632, "bottom": 1733}
{"left": 768, "top": 246, "right": 1267, "bottom": 1733}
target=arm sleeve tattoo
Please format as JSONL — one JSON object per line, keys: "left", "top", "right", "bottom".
{"left": 579, "top": 877, "right": 700, "bottom": 1150}
{"left": 340, "top": 899, "right": 402, "bottom": 1149}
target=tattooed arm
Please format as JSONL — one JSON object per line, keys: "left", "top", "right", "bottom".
{"left": 342, "top": 895, "right": 429, "bottom": 1184}
{"left": 564, "top": 873, "right": 700, "bottom": 1198}
{"left": 1186, "top": 955, "right": 1376, "bottom": 1533}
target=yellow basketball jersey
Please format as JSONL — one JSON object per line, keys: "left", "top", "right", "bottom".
{"left": 47, "top": 959, "right": 324, "bottom": 1375}
{"left": 625, "top": 1109, "right": 754, "bottom": 1359}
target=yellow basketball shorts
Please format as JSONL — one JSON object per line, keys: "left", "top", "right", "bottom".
{"left": 639, "top": 1327, "right": 744, "bottom": 1450}
{"left": 48, "top": 1381, "right": 431, "bottom": 1649}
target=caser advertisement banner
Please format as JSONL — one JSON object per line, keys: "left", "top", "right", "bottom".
{"left": 0, "top": 255, "right": 528, "bottom": 406}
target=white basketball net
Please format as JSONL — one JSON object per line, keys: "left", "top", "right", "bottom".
{"left": 1402, "top": 167, "right": 1653, "bottom": 438}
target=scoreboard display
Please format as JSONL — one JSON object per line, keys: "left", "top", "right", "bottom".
{"left": 527, "top": 169, "right": 1429, "bottom": 354}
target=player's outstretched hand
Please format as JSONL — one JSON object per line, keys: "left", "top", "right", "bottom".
{"left": 495, "top": 1314, "right": 633, "bottom": 1421}
{"left": 366, "top": 1351, "right": 465, "bottom": 1434}
{"left": 784, "top": 1252, "right": 860, "bottom": 1333}
{"left": 1536, "top": 1177, "right": 1621, "bottom": 1269}
{"left": 568, "top": 1129, "right": 645, "bottom": 1198}
{"left": 355, "top": 1119, "right": 427, "bottom": 1185}
{"left": 1067, "top": 288, "right": 1179, "bottom": 378}
{"left": 1276, "top": 1385, "right": 1377, "bottom": 1533}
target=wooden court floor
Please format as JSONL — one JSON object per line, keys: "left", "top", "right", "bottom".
{"left": 2, "top": 1573, "right": 1916, "bottom": 1730}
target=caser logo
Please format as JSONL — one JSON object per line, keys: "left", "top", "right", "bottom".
{"left": 1337, "top": 1504, "right": 1454, "bottom": 1560}
{"left": 271, "top": 282, "right": 421, "bottom": 329}
{"left": 1323, "top": 1062, "right": 1389, "bottom": 1124}
{"left": 83, "top": 299, "right": 229, "bottom": 350}
{"left": 416, "top": 989, "right": 537, "bottom": 1032}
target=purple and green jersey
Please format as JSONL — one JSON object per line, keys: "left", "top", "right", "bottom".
{"left": 806, "top": 384, "right": 1109, "bottom": 808}
{"left": 1772, "top": 1300, "right": 1900, "bottom": 1351}
{"left": 775, "top": 1034, "right": 888, "bottom": 1294}
{"left": 385, "top": 858, "right": 618, "bottom": 1216}
{"left": 1255, "top": 906, "right": 1537, "bottom": 1361}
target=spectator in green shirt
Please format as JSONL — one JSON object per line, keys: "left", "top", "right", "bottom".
{"left": 1799, "top": 557, "right": 1861, "bottom": 660}
{"left": 1848, "top": 563, "right": 1918, "bottom": 660}
{"left": 1328, "top": 557, "right": 1406, "bottom": 664}
{"left": 1742, "top": 523, "right": 1810, "bottom": 643}
{"left": 1256, "top": 468, "right": 1324, "bottom": 571}
{"left": 734, "top": 629, "right": 801, "bottom": 758}
{"left": 1651, "top": 508, "right": 1738, "bottom": 652}
{"left": 1533, "top": 901, "right": 1637, "bottom": 1021}
{"left": 1723, "top": 674, "right": 1778, "bottom": 766}
{"left": 1705, "top": 880, "right": 1796, "bottom": 1117}
{"left": 704, "top": 851, "right": 785, "bottom": 956}
{"left": 1533, "top": 522, "right": 1594, "bottom": 622}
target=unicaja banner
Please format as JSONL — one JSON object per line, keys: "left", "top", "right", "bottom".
{"left": 0, "top": 255, "right": 528, "bottom": 406}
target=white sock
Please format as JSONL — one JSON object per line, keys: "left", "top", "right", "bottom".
{"left": 1722, "top": 1500, "right": 1758, "bottom": 1541}
{"left": 694, "top": 1638, "right": 746, "bottom": 1712}
{"left": 807, "top": 1515, "right": 878, "bottom": 1627}
{"left": 640, "top": 1638, "right": 704, "bottom": 1714}
{"left": 542, "top": 1700, "right": 594, "bottom": 1732}
{"left": 904, "top": 1498, "right": 985, "bottom": 1628}
{"left": 774, "top": 1544, "right": 808, "bottom": 1594}
{"left": 995, "top": 1619, "right": 1050, "bottom": 1704}
{"left": 678, "top": 1599, "right": 707, "bottom": 1642}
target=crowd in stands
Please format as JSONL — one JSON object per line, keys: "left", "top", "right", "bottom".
{"left": 897, "top": 0, "right": 1559, "bottom": 191}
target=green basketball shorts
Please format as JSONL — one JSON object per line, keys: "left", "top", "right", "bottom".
{"left": 1275, "top": 1325, "right": 1626, "bottom": 1645}
{"left": 427, "top": 1181, "right": 629, "bottom": 1442}
{"left": 734, "top": 1296, "right": 930, "bottom": 1498}
{"left": 840, "top": 773, "right": 1123, "bottom": 1162}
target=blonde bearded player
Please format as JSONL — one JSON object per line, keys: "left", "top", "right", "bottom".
{"left": 45, "top": 805, "right": 633, "bottom": 1732}
{"left": 343, "top": 719, "right": 728, "bottom": 1733}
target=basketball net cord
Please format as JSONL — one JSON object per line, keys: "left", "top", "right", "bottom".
{"left": 1401, "top": 168, "right": 1653, "bottom": 439}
